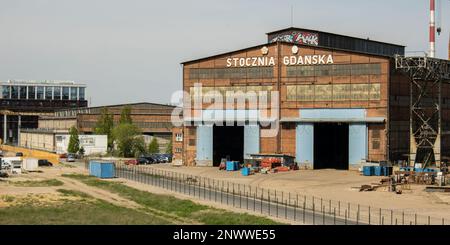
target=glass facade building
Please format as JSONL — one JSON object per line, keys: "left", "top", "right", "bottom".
{"left": 0, "top": 80, "right": 87, "bottom": 101}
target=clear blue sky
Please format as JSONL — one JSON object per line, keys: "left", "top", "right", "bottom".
{"left": 0, "top": 0, "right": 449, "bottom": 106}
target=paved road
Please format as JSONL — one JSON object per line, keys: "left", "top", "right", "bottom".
{"left": 116, "top": 167, "right": 362, "bottom": 225}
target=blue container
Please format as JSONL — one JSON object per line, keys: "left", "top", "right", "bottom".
{"left": 241, "top": 167, "right": 250, "bottom": 176}
{"left": 89, "top": 161, "right": 115, "bottom": 179}
{"left": 226, "top": 161, "right": 237, "bottom": 171}
{"left": 400, "top": 167, "right": 412, "bottom": 172}
{"left": 424, "top": 168, "right": 437, "bottom": 173}
{"left": 415, "top": 168, "right": 424, "bottom": 173}
{"left": 363, "top": 166, "right": 374, "bottom": 176}
{"left": 374, "top": 166, "right": 383, "bottom": 176}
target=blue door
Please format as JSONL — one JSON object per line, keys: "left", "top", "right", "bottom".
{"left": 349, "top": 123, "right": 368, "bottom": 165}
{"left": 244, "top": 125, "right": 260, "bottom": 159}
{"left": 196, "top": 125, "right": 213, "bottom": 164}
{"left": 296, "top": 123, "right": 314, "bottom": 168}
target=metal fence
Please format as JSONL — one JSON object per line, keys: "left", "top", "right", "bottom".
{"left": 86, "top": 162, "right": 448, "bottom": 225}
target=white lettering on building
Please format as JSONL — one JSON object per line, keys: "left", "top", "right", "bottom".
{"left": 226, "top": 57, "right": 276, "bottom": 67}
{"left": 283, "top": 55, "right": 334, "bottom": 66}
{"left": 226, "top": 55, "right": 333, "bottom": 67}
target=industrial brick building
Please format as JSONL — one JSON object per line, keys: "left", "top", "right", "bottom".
{"left": 179, "top": 27, "right": 450, "bottom": 169}
{"left": 20, "top": 102, "right": 175, "bottom": 154}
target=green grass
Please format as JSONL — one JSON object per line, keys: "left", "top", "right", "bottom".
{"left": 62, "top": 174, "right": 207, "bottom": 217}
{"left": 11, "top": 179, "right": 64, "bottom": 187}
{"left": 0, "top": 190, "right": 172, "bottom": 225}
{"left": 63, "top": 174, "right": 284, "bottom": 225}
{"left": 1, "top": 195, "right": 15, "bottom": 202}
{"left": 56, "top": 189, "right": 91, "bottom": 198}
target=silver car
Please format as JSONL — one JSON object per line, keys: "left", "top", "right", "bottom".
{"left": 67, "top": 154, "right": 76, "bottom": 162}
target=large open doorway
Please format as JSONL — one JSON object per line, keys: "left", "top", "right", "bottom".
{"left": 213, "top": 126, "right": 244, "bottom": 166}
{"left": 314, "top": 123, "right": 349, "bottom": 170}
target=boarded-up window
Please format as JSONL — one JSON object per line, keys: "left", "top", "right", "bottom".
{"left": 372, "top": 129, "right": 380, "bottom": 138}
{"left": 372, "top": 140, "right": 380, "bottom": 150}
{"left": 189, "top": 128, "right": 196, "bottom": 136}
{"left": 189, "top": 139, "right": 196, "bottom": 146}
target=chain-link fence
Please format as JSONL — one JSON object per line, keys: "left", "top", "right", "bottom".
{"left": 85, "top": 161, "right": 448, "bottom": 225}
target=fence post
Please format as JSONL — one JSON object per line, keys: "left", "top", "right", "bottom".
{"left": 276, "top": 198, "right": 279, "bottom": 218}
{"left": 357, "top": 204, "right": 360, "bottom": 225}
{"left": 303, "top": 201, "right": 306, "bottom": 224}
{"left": 369, "top": 206, "right": 371, "bottom": 225}
{"left": 402, "top": 211, "right": 405, "bottom": 225}
{"left": 334, "top": 208, "right": 336, "bottom": 225}
{"left": 246, "top": 186, "right": 248, "bottom": 210}
{"left": 428, "top": 216, "right": 430, "bottom": 225}
{"left": 313, "top": 203, "right": 315, "bottom": 225}
{"left": 220, "top": 181, "right": 223, "bottom": 203}
{"left": 226, "top": 182, "right": 229, "bottom": 205}
{"left": 415, "top": 213, "right": 417, "bottom": 225}
{"left": 345, "top": 209, "right": 347, "bottom": 225}
{"left": 329, "top": 200, "right": 331, "bottom": 215}
{"left": 338, "top": 201, "right": 340, "bottom": 216}
{"left": 348, "top": 203, "right": 351, "bottom": 220}
{"left": 260, "top": 192, "right": 263, "bottom": 214}
{"left": 239, "top": 190, "right": 242, "bottom": 208}
{"left": 391, "top": 210, "right": 393, "bottom": 225}
{"left": 322, "top": 205, "right": 325, "bottom": 225}
{"left": 268, "top": 189, "right": 271, "bottom": 216}
{"left": 285, "top": 198, "right": 288, "bottom": 219}
{"left": 294, "top": 200, "right": 297, "bottom": 221}
{"left": 253, "top": 192, "right": 256, "bottom": 212}
{"left": 379, "top": 208, "right": 381, "bottom": 225}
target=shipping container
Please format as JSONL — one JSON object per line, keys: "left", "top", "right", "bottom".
{"left": 22, "top": 158, "right": 39, "bottom": 171}
{"left": 89, "top": 161, "right": 115, "bottom": 179}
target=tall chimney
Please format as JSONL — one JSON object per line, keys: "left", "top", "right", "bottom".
{"left": 430, "top": 0, "right": 436, "bottom": 58}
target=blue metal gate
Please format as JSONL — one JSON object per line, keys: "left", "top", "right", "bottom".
{"left": 244, "top": 125, "right": 260, "bottom": 159}
{"left": 196, "top": 125, "right": 213, "bottom": 164}
{"left": 296, "top": 123, "right": 314, "bottom": 167}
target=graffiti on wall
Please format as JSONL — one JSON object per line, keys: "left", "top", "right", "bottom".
{"left": 270, "top": 31, "right": 319, "bottom": 46}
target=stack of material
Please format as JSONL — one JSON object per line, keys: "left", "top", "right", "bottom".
{"left": 261, "top": 158, "right": 282, "bottom": 169}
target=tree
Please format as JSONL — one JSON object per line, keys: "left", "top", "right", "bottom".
{"left": 119, "top": 106, "right": 132, "bottom": 124}
{"left": 67, "top": 126, "right": 80, "bottom": 154}
{"left": 148, "top": 137, "right": 159, "bottom": 154}
{"left": 112, "top": 123, "right": 144, "bottom": 157}
{"left": 94, "top": 108, "right": 114, "bottom": 150}
{"left": 78, "top": 146, "right": 85, "bottom": 156}
{"left": 165, "top": 139, "right": 173, "bottom": 154}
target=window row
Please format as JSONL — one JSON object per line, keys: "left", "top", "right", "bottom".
{"left": 1, "top": 86, "right": 85, "bottom": 101}
{"left": 79, "top": 121, "right": 173, "bottom": 129}
{"left": 286, "top": 63, "right": 382, "bottom": 77}
{"left": 189, "top": 67, "right": 274, "bottom": 80}
{"left": 189, "top": 86, "right": 274, "bottom": 100}
{"left": 286, "top": 83, "right": 381, "bottom": 101}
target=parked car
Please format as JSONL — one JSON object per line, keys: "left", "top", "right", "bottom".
{"left": 15, "top": 152, "right": 24, "bottom": 157}
{"left": 0, "top": 150, "right": 4, "bottom": 157}
{"left": 38, "top": 159, "right": 53, "bottom": 167}
{"left": 125, "top": 159, "right": 138, "bottom": 165}
{"left": 67, "top": 154, "right": 76, "bottom": 162}
{"left": 137, "top": 157, "right": 152, "bottom": 165}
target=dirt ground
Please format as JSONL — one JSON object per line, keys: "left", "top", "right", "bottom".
{"left": 1, "top": 160, "right": 450, "bottom": 222}
{"left": 0, "top": 163, "right": 291, "bottom": 224}
{"left": 145, "top": 164, "right": 450, "bottom": 220}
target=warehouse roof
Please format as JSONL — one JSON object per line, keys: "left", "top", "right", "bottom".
{"left": 266, "top": 27, "right": 405, "bottom": 48}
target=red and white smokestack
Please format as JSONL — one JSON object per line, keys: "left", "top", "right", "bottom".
{"left": 430, "top": 0, "right": 436, "bottom": 58}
